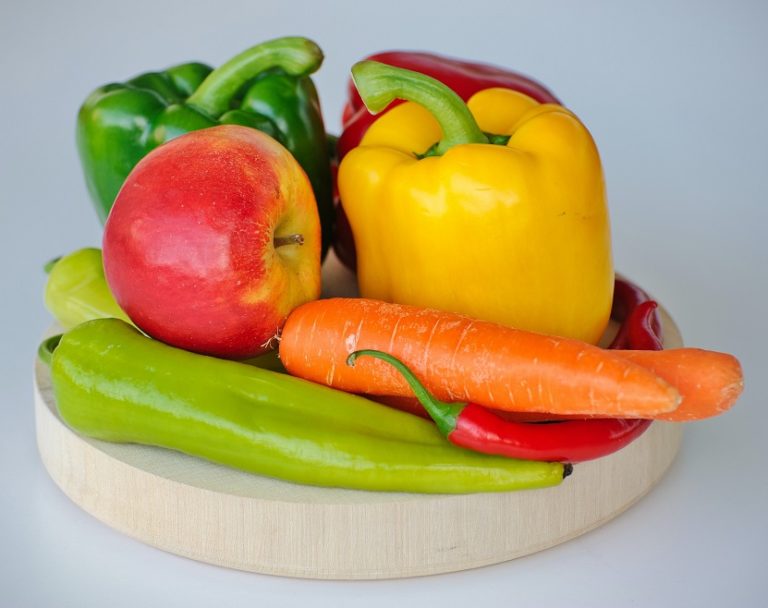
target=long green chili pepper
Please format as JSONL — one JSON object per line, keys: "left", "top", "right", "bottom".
{"left": 41, "top": 319, "right": 568, "bottom": 494}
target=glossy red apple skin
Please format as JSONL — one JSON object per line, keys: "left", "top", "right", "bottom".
{"left": 103, "top": 125, "right": 321, "bottom": 359}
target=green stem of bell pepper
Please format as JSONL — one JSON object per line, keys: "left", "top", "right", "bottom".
{"left": 188, "top": 37, "right": 324, "bottom": 118}
{"left": 350, "top": 60, "right": 489, "bottom": 155}
{"left": 41, "top": 319, "right": 567, "bottom": 494}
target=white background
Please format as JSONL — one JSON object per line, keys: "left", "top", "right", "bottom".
{"left": 2, "top": 1, "right": 766, "bottom": 606}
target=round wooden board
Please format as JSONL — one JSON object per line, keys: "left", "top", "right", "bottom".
{"left": 34, "top": 261, "right": 684, "bottom": 580}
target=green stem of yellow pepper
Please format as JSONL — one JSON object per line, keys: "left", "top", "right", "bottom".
{"left": 351, "top": 60, "right": 489, "bottom": 155}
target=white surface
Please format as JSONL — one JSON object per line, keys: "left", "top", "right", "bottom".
{"left": 1, "top": 0, "right": 765, "bottom": 606}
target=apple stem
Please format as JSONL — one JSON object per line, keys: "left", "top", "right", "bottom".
{"left": 274, "top": 234, "right": 304, "bottom": 248}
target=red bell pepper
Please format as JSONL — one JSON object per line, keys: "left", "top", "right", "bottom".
{"left": 332, "top": 50, "right": 561, "bottom": 270}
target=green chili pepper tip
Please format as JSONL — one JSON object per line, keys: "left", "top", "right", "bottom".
{"left": 43, "top": 256, "right": 62, "bottom": 274}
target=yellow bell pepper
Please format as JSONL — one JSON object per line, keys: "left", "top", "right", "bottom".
{"left": 338, "top": 61, "right": 613, "bottom": 344}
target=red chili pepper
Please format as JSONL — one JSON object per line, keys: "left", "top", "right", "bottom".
{"left": 347, "top": 349, "right": 651, "bottom": 463}
{"left": 454, "top": 405, "right": 650, "bottom": 463}
{"left": 333, "top": 51, "right": 561, "bottom": 270}
{"left": 609, "top": 276, "right": 664, "bottom": 350}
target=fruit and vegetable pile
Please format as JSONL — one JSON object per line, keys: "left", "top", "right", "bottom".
{"left": 40, "top": 36, "right": 744, "bottom": 494}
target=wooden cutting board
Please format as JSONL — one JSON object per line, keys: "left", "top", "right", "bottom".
{"left": 34, "top": 258, "right": 683, "bottom": 579}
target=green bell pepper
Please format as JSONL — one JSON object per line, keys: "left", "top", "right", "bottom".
{"left": 76, "top": 36, "right": 334, "bottom": 256}
{"left": 40, "top": 319, "right": 567, "bottom": 494}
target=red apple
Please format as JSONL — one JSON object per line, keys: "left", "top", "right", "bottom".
{"left": 102, "top": 125, "right": 322, "bottom": 359}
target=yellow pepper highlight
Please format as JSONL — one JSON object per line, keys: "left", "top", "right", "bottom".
{"left": 338, "top": 63, "right": 613, "bottom": 344}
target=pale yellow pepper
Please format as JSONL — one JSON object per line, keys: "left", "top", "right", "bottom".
{"left": 338, "top": 61, "right": 613, "bottom": 344}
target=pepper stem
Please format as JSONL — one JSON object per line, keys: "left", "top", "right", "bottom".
{"left": 187, "top": 37, "right": 323, "bottom": 118}
{"left": 346, "top": 349, "right": 464, "bottom": 437}
{"left": 38, "top": 334, "right": 62, "bottom": 366}
{"left": 351, "top": 61, "right": 489, "bottom": 155}
{"left": 43, "top": 256, "right": 61, "bottom": 274}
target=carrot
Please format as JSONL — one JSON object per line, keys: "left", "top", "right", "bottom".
{"left": 279, "top": 298, "right": 681, "bottom": 418}
{"left": 373, "top": 350, "right": 744, "bottom": 422}
{"left": 616, "top": 349, "right": 743, "bottom": 421}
